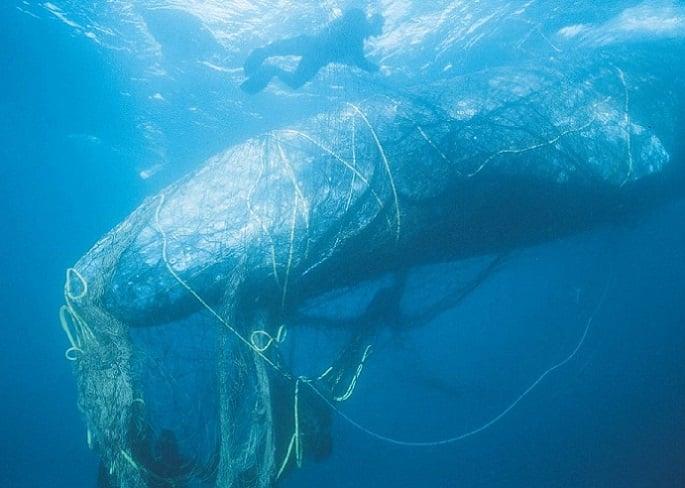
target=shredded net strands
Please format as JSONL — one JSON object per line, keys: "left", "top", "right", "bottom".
{"left": 61, "top": 69, "right": 663, "bottom": 487}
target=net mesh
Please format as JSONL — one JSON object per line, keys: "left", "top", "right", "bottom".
{"left": 60, "top": 67, "right": 668, "bottom": 487}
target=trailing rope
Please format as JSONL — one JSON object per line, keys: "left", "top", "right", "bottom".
{"left": 311, "top": 282, "right": 610, "bottom": 447}
{"left": 60, "top": 267, "right": 96, "bottom": 360}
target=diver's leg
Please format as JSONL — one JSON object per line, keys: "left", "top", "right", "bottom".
{"left": 244, "top": 48, "right": 268, "bottom": 76}
{"left": 240, "top": 65, "right": 279, "bottom": 94}
{"left": 276, "top": 58, "right": 322, "bottom": 89}
{"left": 244, "top": 35, "right": 312, "bottom": 76}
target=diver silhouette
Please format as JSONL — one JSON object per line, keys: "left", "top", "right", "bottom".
{"left": 241, "top": 9, "right": 384, "bottom": 94}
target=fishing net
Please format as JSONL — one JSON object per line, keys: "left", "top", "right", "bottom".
{"left": 60, "top": 66, "right": 670, "bottom": 487}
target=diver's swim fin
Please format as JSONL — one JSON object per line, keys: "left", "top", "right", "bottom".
{"left": 240, "top": 68, "right": 275, "bottom": 94}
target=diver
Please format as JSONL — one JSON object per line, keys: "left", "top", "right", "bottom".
{"left": 240, "top": 8, "right": 384, "bottom": 94}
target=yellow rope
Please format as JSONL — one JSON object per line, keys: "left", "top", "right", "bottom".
{"left": 59, "top": 306, "right": 83, "bottom": 359}
{"left": 344, "top": 117, "right": 359, "bottom": 213}
{"left": 276, "top": 129, "right": 392, "bottom": 232}
{"left": 332, "top": 345, "right": 372, "bottom": 402}
{"left": 466, "top": 114, "right": 598, "bottom": 177}
{"left": 250, "top": 325, "right": 287, "bottom": 352}
{"left": 309, "top": 285, "right": 609, "bottom": 447}
{"left": 245, "top": 155, "right": 282, "bottom": 288}
{"left": 615, "top": 66, "right": 634, "bottom": 186}
{"left": 120, "top": 449, "right": 139, "bottom": 470}
{"left": 347, "top": 103, "right": 402, "bottom": 242}
{"left": 416, "top": 125, "right": 460, "bottom": 175}
{"left": 65, "top": 267, "right": 88, "bottom": 300}
{"left": 271, "top": 138, "right": 312, "bottom": 309}
{"left": 60, "top": 267, "right": 96, "bottom": 360}
{"left": 276, "top": 378, "right": 303, "bottom": 479}
{"left": 273, "top": 137, "right": 311, "bottom": 248}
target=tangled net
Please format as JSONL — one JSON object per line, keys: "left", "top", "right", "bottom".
{"left": 61, "top": 66, "right": 668, "bottom": 487}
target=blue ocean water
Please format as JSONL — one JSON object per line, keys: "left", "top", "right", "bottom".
{"left": 1, "top": 1, "right": 684, "bottom": 487}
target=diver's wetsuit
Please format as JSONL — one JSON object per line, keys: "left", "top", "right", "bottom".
{"left": 241, "top": 8, "right": 383, "bottom": 93}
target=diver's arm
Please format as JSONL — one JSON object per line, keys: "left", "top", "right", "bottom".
{"left": 348, "top": 44, "right": 379, "bottom": 72}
